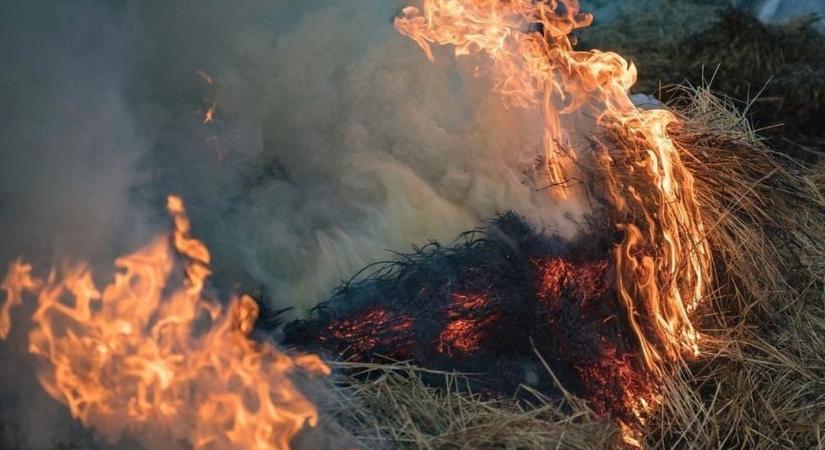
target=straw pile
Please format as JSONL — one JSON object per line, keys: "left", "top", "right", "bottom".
{"left": 647, "top": 86, "right": 825, "bottom": 449}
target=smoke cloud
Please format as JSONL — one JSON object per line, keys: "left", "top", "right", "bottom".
{"left": 0, "top": 1, "right": 586, "bottom": 448}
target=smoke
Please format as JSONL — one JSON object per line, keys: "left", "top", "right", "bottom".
{"left": 0, "top": 0, "right": 150, "bottom": 268}
{"left": 0, "top": 3, "right": 150, "bottom": 449}
{"left": 0, "top": 0, "right": 586, "bottom": 312}
{"left": 0, "top": 0, "right": 586, "bottom": 448}
{"left": 131, "top": 0, "right": 586, "bottom": 311}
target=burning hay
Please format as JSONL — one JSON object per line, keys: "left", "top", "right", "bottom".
{"left": 648, "top": 86, "right": 825, "bottom": 449}
{"left": 306, "top": 86, "right": 825, "bottom": 449}
{"left": 284, "top": 213, "right": 655, "bottom": 425}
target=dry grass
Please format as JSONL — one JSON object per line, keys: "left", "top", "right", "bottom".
{"left": 319, "top": 87, "right": 825, "bottom": 449}
{"left": 323, "top": 361, "right": 617, "bottom": 450}
{"left": 649, "top": 86, "right": 825, "bottom": 449}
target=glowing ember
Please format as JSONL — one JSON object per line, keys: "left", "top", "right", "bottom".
{"left": 576, "top": 339, "right": 658, "bottom": 423}
{"left": 285, "top": 211, "right": 651, "bottom": 434}
{"left": 535, "top": 257, "right": 610, "bottom": 304}
{"left": 322, "top": 308, "right": 415, "bottom": 360}
{"left": 0, "top": 195, "right": 329, "bottom": 450}
{"left": 437, "top": 293, "right": 499, "bottom": 356}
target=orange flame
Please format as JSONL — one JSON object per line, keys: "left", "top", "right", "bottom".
{"left": 0, "top": 195, "right": 329, "bottom": 450}
{"left": 197, "top": 71, "right": 216, "bottom": 125}
{"left": 395, "top": 0, "right": 711, "bottom": 441}
{"left": 0, "top": 259, "right": 41, "bottom": 340}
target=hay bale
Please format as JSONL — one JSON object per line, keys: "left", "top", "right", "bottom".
{"left": 677, "top": 10, "right": 825, "bottom": 156}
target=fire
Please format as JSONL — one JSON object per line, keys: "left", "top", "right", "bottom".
{"left": 0, "top": 195, "right": 329, "bottom": 450}
{"left": 535, "top": 257, "right": 610, "bottom": 304}
{"left": 197, "top": 71, "right": 217, "bottom": 125}
{"left": 395, "top": 0, "right": 712, "bottom": 441}
{"left": 395, "top": 0, "right": 709, "bottom": 370}
{"left": 437, "top": 293, "right": 498, "bottom": 356}
{"left": 322, "top": 308, "right": 415, "bottom": 359}
{"left": 0, "top": 259, "right": 41, "bottom": 340}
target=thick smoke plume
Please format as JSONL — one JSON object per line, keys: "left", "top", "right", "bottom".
{"left": 0, "top": 0, "right": 586, "bottom": 448}
{"left": 1, "top": 0, "right": 585, "bottom": 312}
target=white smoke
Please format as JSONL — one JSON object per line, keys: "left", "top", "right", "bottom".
{"left": 135, "top": 0, "right": 586, "bottom": 312}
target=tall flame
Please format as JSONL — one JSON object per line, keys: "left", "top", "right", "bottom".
{"left": 0, "top": 195, "right": 329, "bottom": 450}
{"left": 394, "top": 3, "right": 712, "bottom": 442}
{"left": 394, "top": 0, "right": 710, "bottom": 371}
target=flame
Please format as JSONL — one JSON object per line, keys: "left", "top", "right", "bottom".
{"left": 0, "top": 195, "right": 329, "bottom": 450}
{"left": 395, "top": 0, "right": 710, "bottom": 370}
{"left": 0, "top": 259, "right": 41, "bottom": 340}
{"left": 197, "top": 71, "right": 216, "bottom": 125}
{"left": 395, "top": 0, "right": 712, "bottom": 441}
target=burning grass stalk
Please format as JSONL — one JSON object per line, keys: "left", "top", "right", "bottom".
{"left": 648, "top": 85, "right": 825, "bottom": 449}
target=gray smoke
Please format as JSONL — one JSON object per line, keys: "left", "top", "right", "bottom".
{"left": 0, "top": 1, "right": 151, "bottom": 268}
{"left": 0, "top": 3, "right": 150, "bottom": 449}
